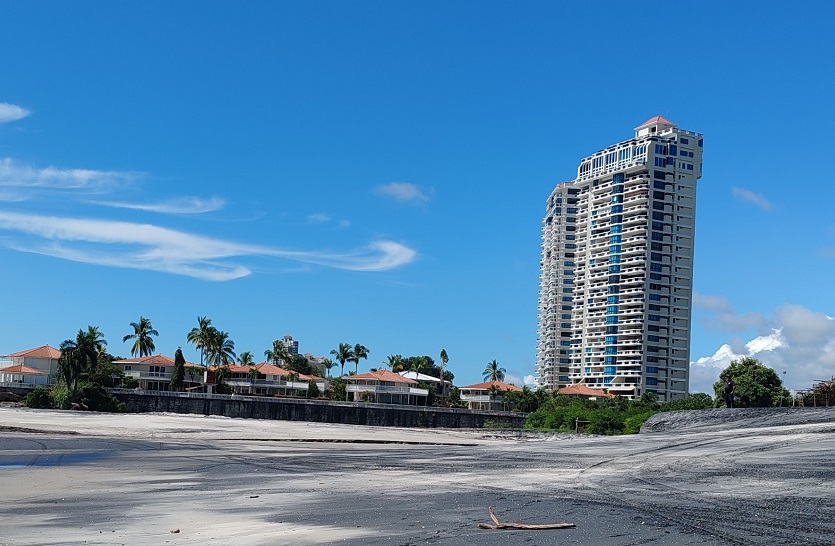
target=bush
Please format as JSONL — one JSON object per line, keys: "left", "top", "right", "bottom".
{"left": 307, "top": 380, "right": 321, "bottom": 398}
{"left": 122, "top": 376, "right": 139, "bottom": 389}
{"left": 624, "top": 411, "right": 656, "bottom": 434}
{"left": 51, "top": 385, "right": 71, "bottom": 409}
{"left": 75, "top": 383, "right": 126, "bottom": 412}
{"left": 24, "top": 387, "right": 54, "bottom": 409}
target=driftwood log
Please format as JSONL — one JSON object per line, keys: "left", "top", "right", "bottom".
{"left": 478, "top": 507, "right": 576, "bottom": 530}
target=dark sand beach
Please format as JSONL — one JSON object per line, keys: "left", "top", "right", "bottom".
{"left": 2, "top": 407, "right": 835, "bottom": 545}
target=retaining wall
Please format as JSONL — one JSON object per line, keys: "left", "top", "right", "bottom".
{"left": 110, "top": 390, "right": 526, "bottom": 428}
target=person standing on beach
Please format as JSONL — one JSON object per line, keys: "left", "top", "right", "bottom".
{"left": 724, "top": 377, "right": 736, "bottom": 408}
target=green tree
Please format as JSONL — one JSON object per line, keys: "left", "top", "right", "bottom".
{"left": 714, "top": 357, "right": 789, "bottom": 408}
{"left": 483, "top": 359, "right": 506, "bottom": 382}
{"left": 122, "top": 316, "right": 158, "bottom": 357}
{"left": 238, "top": 351, "right": 255, "bottom": 366}
{"left": 205, "top": 329, "right": 236, "bottom": 368}
{"left": 330, "top": 343, "right": 354, "bottom": 377}
{"left": 384, "top": 354, "right": 404, "bottom": 372}
{"left": 439, "top": 349, "right": 449, "bottom": 385}
{"left": 170, "top": 347, "right": 186, "bottom": 392}
{"left": 248, "top": 366, "right": 260, "bottom": 394}
{"left": 187, "top": 316, "right": 214, "bottom": 367}
{"left": 322, "top": 358, "right": 335, "bottom": 378}
{"left": 57, "top": 338, "right": 84, "bottom": 397}
{"left": 264, "top": 340, "right": 289, "bottom": 366}
{"left": 350, "top": 344, "right": 369, "bottom": 374}
{"left": 78, "top": 326, "right": 107, "bottom": 377}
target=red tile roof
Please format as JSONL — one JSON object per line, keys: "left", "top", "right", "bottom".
{"left": 636, "top": 115, "right": 675, "bottom": 128}
{"left": 218, "top": 363, "right": 319, "bottom": 381}
{"left": 0, "top": 364, "right": 47, "bottom": 375}
{"left": 115, "top": 354, "right": 202, "bottom": 368}
{"left": 347, "top": 369, "right": 416, "bottom": 383}
{"left": 6, "top": 345, "right": 62, "bottom": 359}
{"left": 460, "top": 380, "right": 523, "bottom": 392}
{"left": 558, "top": 384, "right": 615, "bottom": 398}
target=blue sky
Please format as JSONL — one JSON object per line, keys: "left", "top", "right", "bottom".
{"left": 2, "top": 1, "right": 835, "bottom": 393}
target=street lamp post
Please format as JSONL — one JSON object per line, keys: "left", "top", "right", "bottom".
{"left": 781, "top": 370, "right": 787, "bottom": 407}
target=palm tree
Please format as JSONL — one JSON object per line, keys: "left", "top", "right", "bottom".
{"left": 350, "top": 344, "right": 369, "bottom": 374}
{"left": 205, "top": 329, "right": 236, "bottom": 368}
{"left": 385, "top": 354, "right": 404, "bottom": 373}
{"left": 330, "top": 343, "right": 353, "bottom": 377}
{"left": 57, "top": 338, "right": 83, "bottom": 396}
{"left": 238, "top": 351, "right": 254, "bottom": 366}
{"left": 187, "top": 316, "right": 214, "bottom": 367}
{"left": 411, "top": 355, "right": 428, "bottom": 378}
{"left": 264, "top": 340, "right": 289, "bottom": 366}
{"left": 122, "top": 316, "right": 158, "bottom": 357}
{"left": 439, "top": 349, "right": 449, "bottom": 387}
{"left": 483, "top": 359, "right": 506, "bottom": 382}
{"left": 77, "top": 325, "right": 107, "bottom": 376}
{"left": 248, "top": 366, "right": 260, "bottom": 394}
{"left": 321, "top": 358, "right": 335, "bottom": 378}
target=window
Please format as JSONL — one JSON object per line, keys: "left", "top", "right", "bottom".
{"left": 650, "top": 263, "right": 663, "bottom": 272}
{"left": 649, "top": 293, "right": 661, "bottom": 301}
{"left": 606, "top": 326, "right": 618, "bottom": 334}
{"left": 647, "top": 335, "right": 659, "bottom": 342}
{"left": 607, "top": 305, "right": 619, "bottom": 314}
{"left": 606, "top": 315, "right": 618, "bottom": 324}
{"left": 563, "top": 288, "right": 573, "bottom": 293}
{"left": 680, "top": 137, "right": 689, "bottom": 144}
{"left": 654, "top": 157, "right": 666, "bottom": 167}
{"left": 563, "top": 278, "right": 573, "bottom": 284}
{"left": 646, "top": 377, "right": 658, "bottom": 386}
{"left": 648, "top": 314, "right": 660, "bottom": 321}
{"left": 611, "top": 205, "right": 623, "bottom": 214}
{"left": 647, "top": 366, "right": 658, "bottom": 373}
{"left": 653, "top": 180, "right": 666, "bottom": 189}
{"left": 653, "top": 170, "right": 666, "bottom": 180}
{"left": 651, "top": 252, "right": 662, "bottom": 261}
{"left": 605, "top": 335, "right": 617, "bottom": 344}
{"left": 562, "top": 305, "right": 572, "bottom": 310}
{"left": 610, "top": 235, "right": 622, "bottom": 244}
{"left": 649, "top": 304, "right": 661, "bottom": 311}
{"left": 562, "top": 296, "right": 572, "bottom": 302}
{"left": 652, "top": 231, "right": 664, "bottom": 241}
{"left": 611, "top": 194, "right": 623, "bottom": 204}
{"left": 604, "top": 356, "right": 617, "bottom": 365}
{"left": 610, "top": 225, "right": 622, "bottom": 234}
{"left": 607, "top": 296, "right": 619, "bottom": 304}
{"left": 561, "top": 314, "right": 571, "bottom": 319}
{"left": 669, "top": 144, "right": 677, "bottom": 156}
{"left": 650, "top": 273, "right": 662, "bottom": 280}
{"left": 611, "top": 214, "right": 623, "bottom": 223}
{"left": 609, "top": 255, "right": 621, "bottom": 264}
{"left": 610, "top": 244, "right": 622, "bottom": 253}
{"left": 607, "top": 285, "right": 619, "bottom": 294}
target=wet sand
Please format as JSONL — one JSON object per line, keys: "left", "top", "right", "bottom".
{"left": 2, "top": 407, "right": 834, "bottom": 545}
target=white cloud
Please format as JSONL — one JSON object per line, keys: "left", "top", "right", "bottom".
{"left": 504, "top": 373, "right": 524, "bottom": 387}
{"left": 306, "top": 212, "right": 331, "bottom": 223}
{"left": 732, "top": 187, "right": 773, "bottom": 210}
{"left": 374, "top": 182, "right": 431, "bottom": 204}
{"left": 0, "top": 157, "right": 137, "bottom": 192}
{"left": 94, "top": 196, "right": 225, "bottom": 214}
{"left": 690, "top": 304, "right": 835, "bottom": 394}
{"left": 0, "top": 102, "right": 30, "bottom": 123}
{"left": 693, "top": 292, "right": 769, "bottom": 333}
{"left": 0, "top": 211, "right": 417, "bottom": 281}
{"left": 523, "top": 374, "right": 537, "bottom": 386}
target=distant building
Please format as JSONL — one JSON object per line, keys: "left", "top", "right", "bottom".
{"left": 113, "top": 354, "right": 204, "bottom": 391}
{"left": 536, "top": 116, "right": 703, "bottom": 401}
{"left": 0, "top": 345, "right": 62, "bottom": 385}
{"left": 347, "top": 370, "right": 428, "bottom": 405}
{"left": 282, "top": 335, "right": 299, "bottom": 355}
{"left": 459, "top": 380, "right": 522, "bottom": 411}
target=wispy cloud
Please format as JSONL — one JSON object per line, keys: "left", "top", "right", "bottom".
{"left": 0, "top": 102, "right": 30, "bottom": 123}
{"left": 0, "top": 157, "right": 138, "bottom": 192}
{"left": 306, "top": 212, "right": 331, "bottom": 223}
{"left": 732, "top": 187, "right": 773, "bottom": 210}
{"left": 0, "top": 211, "right": 417, "bottom": 281}
{"left": 94, "top": 196, "right": 226, "bottom": 214}
{"left": 374, "top": 182, "right": 431, "bottom": 204}
{"left": 693, "top": 292, "right": 769, "bottom": 333}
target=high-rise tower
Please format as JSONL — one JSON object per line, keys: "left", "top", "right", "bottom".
{"left": 536, "top": 117, "right": 703, "bottom": 401}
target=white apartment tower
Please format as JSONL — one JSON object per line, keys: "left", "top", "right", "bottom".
{"left": 536, "top": 116, "right": 703, "bottom": 401}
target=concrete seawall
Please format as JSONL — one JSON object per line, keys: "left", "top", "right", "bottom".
{"left": 111, "top": 390, "right": 527, "bottom": 428}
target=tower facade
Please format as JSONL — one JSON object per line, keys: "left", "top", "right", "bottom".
{"left": 536, "top": 116, "right": 703, "bottom": 401}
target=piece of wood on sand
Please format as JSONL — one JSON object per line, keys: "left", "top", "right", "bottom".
{"left": 478, "top": 506, "right": 576, "bottom": 530}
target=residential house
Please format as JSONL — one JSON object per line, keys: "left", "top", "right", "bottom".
{"left": 459, "top": 380, "right": 522, "bottom": 411}
{"left": 398, "top": 370, "right": 452, "bottom": 398}
{"left": 0, "top": 345, "right": 62, "bottom": 385}
{"left": 222, "top": 363, "right": 327, "bottom": 397}
{"left": 347, "top": 369, "right": 428, "bottom": 405}
{"left": 558, "top": 383, "right": 615, "bottom": 401}
{"left": 114, "top": 354, "right": 204, "bottom": 391}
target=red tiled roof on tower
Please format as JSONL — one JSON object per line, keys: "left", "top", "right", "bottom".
{"left": 637, "top": 115, "right": 675, "bottom": 128}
